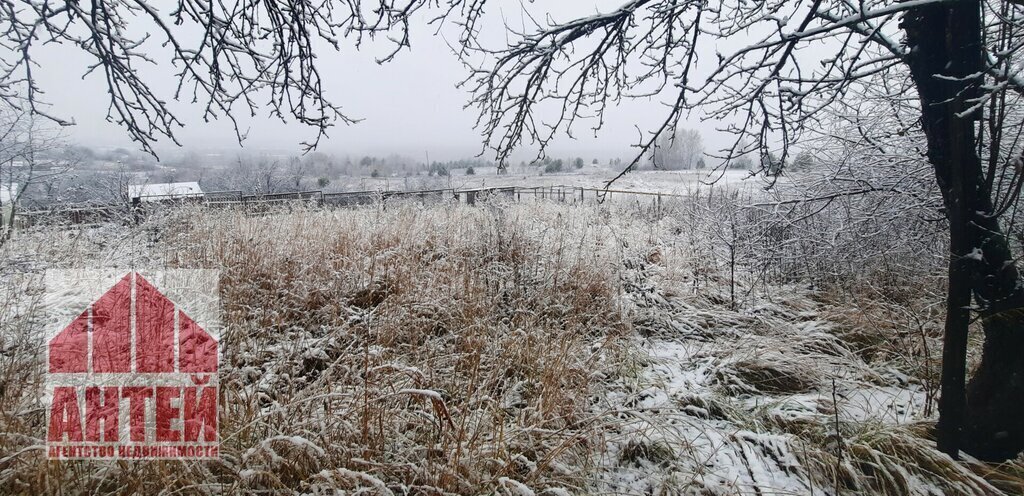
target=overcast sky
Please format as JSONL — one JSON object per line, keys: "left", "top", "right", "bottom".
{"left": 26, "top": 1, "right": 732, "bottom": 163}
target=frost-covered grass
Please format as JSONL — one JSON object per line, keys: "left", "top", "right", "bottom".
{"left": 0, "top": 198, "right": 1022, "bottom": 494}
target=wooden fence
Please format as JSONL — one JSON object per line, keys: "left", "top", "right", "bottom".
{"left": 14, "top": 185, "right": 682, "bottom": 228}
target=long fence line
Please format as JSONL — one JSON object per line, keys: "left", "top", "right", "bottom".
{"left": 14, "top": 185, "right": 684, "bottom": 227}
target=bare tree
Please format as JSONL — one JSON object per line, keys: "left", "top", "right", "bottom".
{"left": 648, "top": 128, "right": 704, "bottom": 170}
{"left": 452, "top": 0, "right": 1024, "bottom": 462}
{"left": 0, "top": 1, "right": 442, "bottom": 154}
{"left": 0, "top": 109, "right": 74, "bottom": 243}
{"left": 229, "top": 155, "right": 285, "bottom": 195}
{"left": 286, "top": 158, "right": 308, "bottom": 191}
{"left": 788, "top": 150, "right": 817, "bottom": 173}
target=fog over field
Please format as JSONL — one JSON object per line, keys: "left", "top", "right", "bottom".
{"left": 3, "top": 1, "right": 1024, "bottom": 495}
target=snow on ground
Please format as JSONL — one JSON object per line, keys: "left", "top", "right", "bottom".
{"left": 584, "top": 250, "right": 944, "bottom": 494}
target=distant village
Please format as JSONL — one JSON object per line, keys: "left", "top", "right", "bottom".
{"left": 0, "top": 129, "right": 804, "bottom": 232}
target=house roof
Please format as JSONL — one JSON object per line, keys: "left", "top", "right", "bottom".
{"left": 128, "top": 181, "right": 203, "bottom": 201}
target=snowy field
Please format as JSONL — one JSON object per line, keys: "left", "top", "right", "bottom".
{"left": 332, "top": 168, "right": 769, "bottom": 196}
{"left": 0, "top": 198, "right": 1017, "bottom": 494}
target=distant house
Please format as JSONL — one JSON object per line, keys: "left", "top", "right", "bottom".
{"left": 129, "top": 181, "right": 203, "bottom": 202}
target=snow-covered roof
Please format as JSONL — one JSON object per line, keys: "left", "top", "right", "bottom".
{"left": 129, "top": 181, "right": 203, "bottom": 202}
{"left": 0, "top": 183, "right": 18, "bottom": 205}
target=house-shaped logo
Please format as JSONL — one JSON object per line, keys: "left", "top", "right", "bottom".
{"left": 45, "top": 271, "right": 219, "bottom": 459}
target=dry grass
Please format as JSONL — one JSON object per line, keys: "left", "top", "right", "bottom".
{"left": 820, "top": 291, "right": 951, "bottom": 415}
{"left": 1, "top": 200, "right": 637, "bottom": 495}
{"left": 0, "top": 197, "right": 1021, "bottom": 495}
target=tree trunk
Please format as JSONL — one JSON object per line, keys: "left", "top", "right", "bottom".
{"left": 904, "top": 1, "right": 1024, "bottom": 461}
{"left": 2, "top": 201, "right": 13, "bottom": 244}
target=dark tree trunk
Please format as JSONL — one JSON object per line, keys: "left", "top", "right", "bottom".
{"left": 967, "top": 308, "right": 1024, "bottom": 460}
{"left": 904, "top": 2, "right": 1024, "bottom": 461}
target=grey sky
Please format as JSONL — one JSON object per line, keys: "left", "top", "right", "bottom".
{"left": 28, "top": 1, "right": 726, "bottom": 162}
